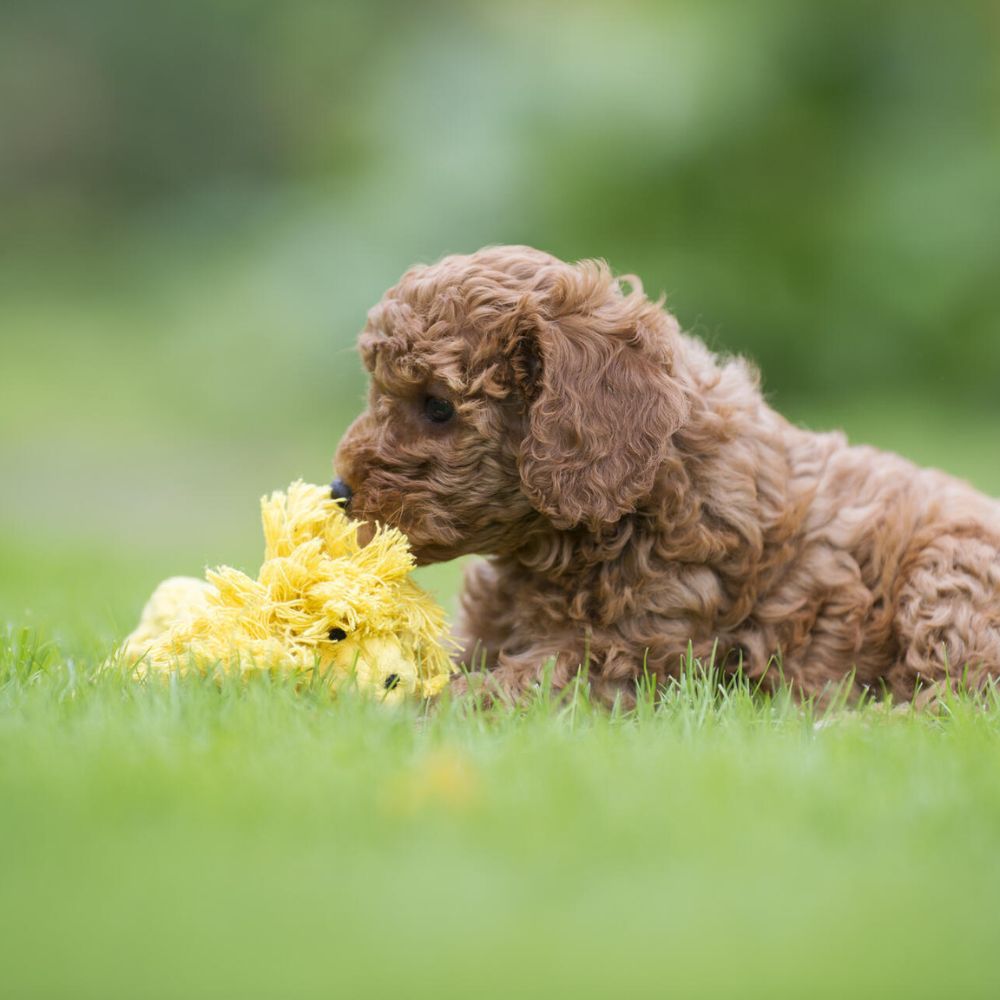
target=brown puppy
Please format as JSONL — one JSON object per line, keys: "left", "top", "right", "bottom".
{"left": 333, "top": 245, "right": 1000, "bottom": 703}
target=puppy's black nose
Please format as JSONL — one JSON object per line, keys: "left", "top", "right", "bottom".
{"left": 330, "top": 477, "right": 353, "bottom": 507}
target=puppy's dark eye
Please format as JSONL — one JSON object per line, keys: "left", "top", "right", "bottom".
{"left": 328, "top": 628, "right": 347, "bottom": 642}
{"left": 424, "top": 395, "right": 455, "bottom": 424}
{"left": 383, "top": 673, "right": 400, "bottom": 691}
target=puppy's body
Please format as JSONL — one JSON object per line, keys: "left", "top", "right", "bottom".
{"left": 335, "top": 246, "right": 1000, "bottom": 701}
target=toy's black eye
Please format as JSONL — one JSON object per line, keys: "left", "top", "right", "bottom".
{"left": 328, "top": 628, "right": 347, "bottom": 642}
{"left": 424, "top": 395, "right": 455, "bottom": 424}
{"left": 383, "top": 673, "right": 400, "bottom": 691}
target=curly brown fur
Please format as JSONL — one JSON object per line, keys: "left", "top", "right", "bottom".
{"left": 334, "top": 245, "right": 1000, "bottom": 703}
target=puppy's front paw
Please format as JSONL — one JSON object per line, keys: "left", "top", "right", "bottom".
{"left": 446, "top": 669, "right": 512, "bottom": 709}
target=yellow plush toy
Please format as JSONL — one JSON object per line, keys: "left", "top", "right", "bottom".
{"left": 121, "top": 480, "right": 454, "bottom": 701}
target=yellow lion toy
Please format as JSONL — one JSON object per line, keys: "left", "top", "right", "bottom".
{"left": 121, "top": 481, "right": 454, "bottom": 701}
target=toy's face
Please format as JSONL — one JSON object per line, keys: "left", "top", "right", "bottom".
{"left": 323, "top": 634, "right": 418, "bottom": 703}
{"left": 254, "top": 524, "right": 436, "bottom": 700}
{"left": 333, "top": 249, "right": 554, "bottom": 565}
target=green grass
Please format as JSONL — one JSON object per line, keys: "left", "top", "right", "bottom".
{"left": 3, "top": 234, "right": 998, "bottom": 998}
{"left": 4, "top": 628, "right": 1000, "bottom": 999}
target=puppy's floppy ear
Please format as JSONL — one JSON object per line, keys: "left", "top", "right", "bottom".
{"left": 515, "top": 262, "right": 689, "bottom": 531}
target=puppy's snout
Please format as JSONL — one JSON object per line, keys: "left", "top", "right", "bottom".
{"left": 330, "top": 477, "right": 353, "bottom": 509}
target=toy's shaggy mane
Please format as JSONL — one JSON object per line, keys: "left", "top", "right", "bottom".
{"left": 122, "top": 481, "right": 453, "bottom": 701}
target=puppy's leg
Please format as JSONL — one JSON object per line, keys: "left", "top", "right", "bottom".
{"left": 887, "top": 532, "right": 1000, "bottom": 698}
{"left": 452, "top": 561, "right": 596, "bottom": 701}
{"left": 453, "top": 559, "right": 518, "bottom": 672}
{"left": 488, "top": 642, "right": 591, "bottom": 698}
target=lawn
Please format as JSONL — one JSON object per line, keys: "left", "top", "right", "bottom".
{"left": 3, "top": 628, "right": 1000, "bottom": 999}
{"left": 3, "top": 237, "right": 1000, "bottom": 998}
{"left": 5, "top": 1, "right": 1000, "bottom": 991}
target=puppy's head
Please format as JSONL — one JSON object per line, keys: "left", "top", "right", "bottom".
{"left": 334, "top": 245, "right": 689, "bottom": 563}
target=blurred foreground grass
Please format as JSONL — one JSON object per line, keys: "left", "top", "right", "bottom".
{"left": 4, "top": 632, "right": 1000, "bottom": 999}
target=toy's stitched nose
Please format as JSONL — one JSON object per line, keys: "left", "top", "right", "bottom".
{"left": 330, "top": 477, "right": 353, "bottom": 508}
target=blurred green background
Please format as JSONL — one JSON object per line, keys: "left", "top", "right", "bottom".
{"left": 2, "top": 0, "right": 998, "bottom": 641}
{"left": 2, "top": 7, "right": 1000, "bottom": 999}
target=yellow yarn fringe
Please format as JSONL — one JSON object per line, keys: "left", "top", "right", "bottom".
{"left": 121, "top": 481, "right": 454, "bottom": 701}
